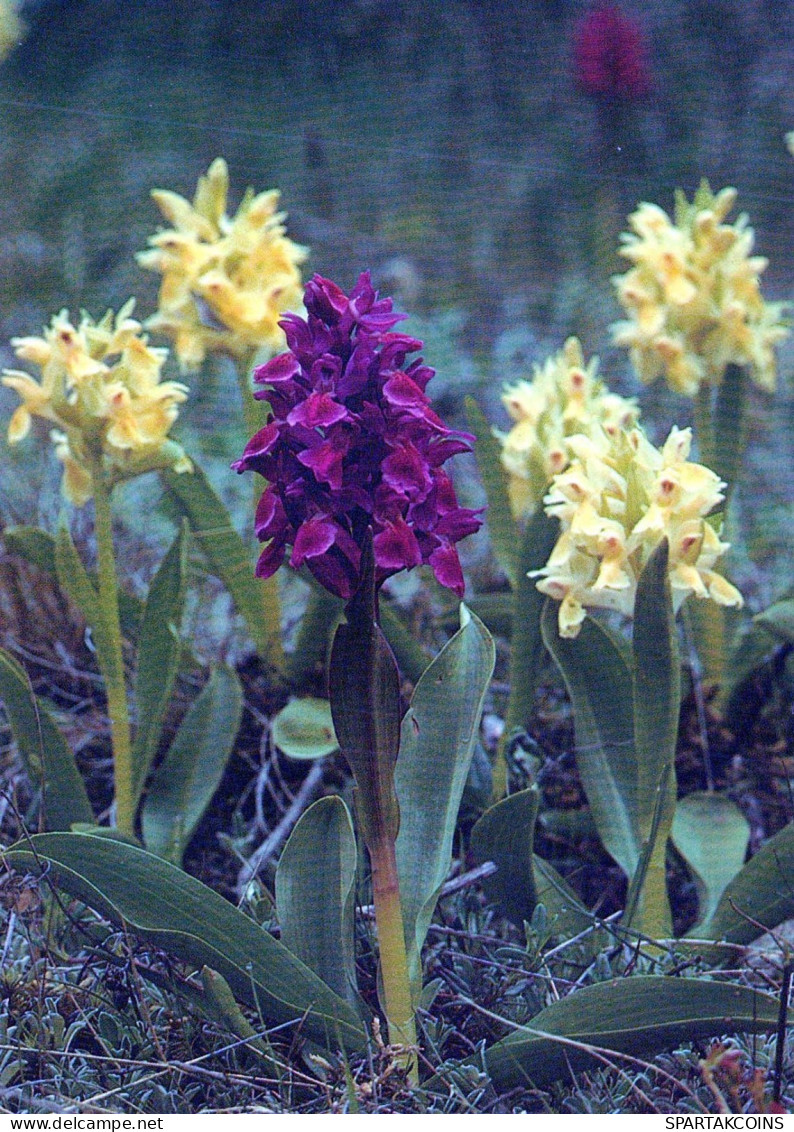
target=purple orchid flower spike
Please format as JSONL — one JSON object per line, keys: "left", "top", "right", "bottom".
{"left": 233, "top": 271, "right": 482, "bottom": 599}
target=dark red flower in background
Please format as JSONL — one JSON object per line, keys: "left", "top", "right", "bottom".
{"left": 574, "top": 3, "right": 652, "bottom": 101}
{"left": 233, "top": 272, "right": 482, "bottom": 600}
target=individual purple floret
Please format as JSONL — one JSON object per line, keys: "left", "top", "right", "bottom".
{"left": 232, "top": 272, "right": 482, "bottom": 600}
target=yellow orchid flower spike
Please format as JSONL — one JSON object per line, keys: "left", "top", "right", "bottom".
{"left": 612, "top": 183, "right": 789, "bottom": 395}
{"left": 2, "top": 303, "right": 191, "bottom": 505}
{"left": 534, "top": 423, "right": 743, "bottom": 638}
{"left": 137, "top": 158, "right": 308, "bottom": 369}
{"left": 497, "top": 337, "right": 638, "bottom": 521}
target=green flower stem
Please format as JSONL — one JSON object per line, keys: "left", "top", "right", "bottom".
{"left": 692, "top": 381, "right": 728, "bottom": 688}
{"left": 492, "top": 510, "right": 559, "bottom": 803}
{"left": 370, "top": 833, "right": 419, "bottom": 1084}
{"left": 286, "top": 586, "right": 341, "bottom": 687}
{"left": 235, "top": 352, "right": 285, "bottom": 674}
{"left": 693, "top": 383, "right": 715, "bottom": 470}
{"left": 91, "top": 462, "right": 134, "bottom": 833}
{"left": 493, "top": 576, "right": 539, "bottom": 802}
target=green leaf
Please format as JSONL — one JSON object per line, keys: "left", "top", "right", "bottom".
{"left": 131, "top": 521, "right": 189, "bottom": 805}
{"left": 0, "top": 648, "right": 93, "bottom": 830}
{"left": 471, "top": 788, "right": 540, "bottom": 928}
{"left": 199, "top": 967, "right": 275, "bottom": 1063}
{"left": 458, "top": 592, "right": 514, "bottom": 638}
{"left": 532, "top": 857, "right": 594, "bottom": 942}
{"left": 3, "top": 524, "right": 59, "bottom": 574}
{"left": 465, "top": 396, "right": 519, "bottom": 588}
{"left": 289, "top": 579, "right": 431, "bottom": 689}
{"left": 697, "top": 822, "right": 794, "bottom": 945}
{"left": 70, "top": 824, "right": 141, "bottom": 847}
{"left": 630, "top": 540, "right": 679, "bottom": 937}
{"left": 54, "top": 518, "right": 120, "bottom": 686}
{"left": 395, "top": 605, "right": 495, "bottom": 990}
{"left": 286, "top": 587, "right": 341, "bottom": 687}
{"left": 3, "top": 525, "right": 156, "bottom": 647}
{"left": 541, "top": 601, "right": 639, "bottom": 880}
{"left": 271, "top": 698, "right": 338, "bottom": 761}
{"left": 482, "top": 977, "right": 778, "bottom": 1089}
{"left": 3, "top": 832, "right": 366, "bottom": 1051}
{"left": 754, "top": 599, "right": 794, "bottom": 645}
{"left": 672, "top": 793, "right": 750, "bottom": 928}
{"left": 275, "top": 797, "right": 359, "bottom": 1011}
{"left": 471, "top": 788, "right": 591, "bottom": 939}
{"left": 379, "top": 602, "right": 433, "bottom": 687}
{"left": 718, "top": 618, "right": 778, "bottom": 722}
{"left": 141, "top": 665, "right": 243, "bottom": 865}
{"left": 504, "top": 509, "right": 559, "bottom": 736}
{"left": 161, "top": 464, "right": 272, "bottom": 660}
{"left": 329, "top": 539, "right": 402, "bottom": 849}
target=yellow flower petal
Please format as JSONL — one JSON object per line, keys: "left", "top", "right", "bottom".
{"left": 611, "top": 184, "right": 790, "bottom": 394}
{"left": 535, "top": 422, "right": 742, "bottom": 627}
{"left": 7, "top": 404, "right": 31, "bottom": 443}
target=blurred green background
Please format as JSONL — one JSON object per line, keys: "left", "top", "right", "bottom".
{"left": 1, "top": 0, "right": 792, "bottom": 606}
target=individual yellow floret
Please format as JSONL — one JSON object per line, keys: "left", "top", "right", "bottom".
{"left": 2, "top": 303, "right": 191, "bottom": 504}
{"left": 497, "top": 337, "right": 638, "bottom": 520}
{"left": 611, "top": 183, "right": 789, "bottom": 395}
{"left": 137, "top": 158, "right": 308, "bottom": 369}
{"left": 533, "top": 423, "right": 743, "bottom": 638}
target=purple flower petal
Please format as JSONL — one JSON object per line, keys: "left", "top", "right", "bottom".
{"left": 382, "top": 372, "right": 429, "bottom": 416}
{"left": 426, "top": 430, "right": 475, "bottom": 465}
{"left": 305, "top": 275, "right": 349, "bottom": 322}
{"left": 237, "top": 272, "right": 481, "bottom": 600}
{"left": 290, "top": 515, "right": 338, "bottom": 568}
{"left": 287, "top": 391, "right": 349, "bottom": 429}
{"left": 374, "top": 517, "right": 422, "bottom": 571}
{"left": 404, "top": 359, "right": 434, "bottom": 391}
{"left": 348, "top": 271, "right": 376, "bottom": 318}
{"left": 231, "top": 422, "right": 281, "bottom": 472}
{"left": 254, "top": 488, "right": 287, "bottom": 540}
{"left": 255, "top": 537, "right": 287, "bottom": 579}
{"left": 382, "top": 442, "right": 433, "bottom": 501}
{"left": 435, "top": 506, "right": 484, "bottom": 540}
{"left": 379, "top": 333, "right": 425, "bottom": 371}
{"left": 429, "top": 542, "right": 465, "bottom": 598}
{"left": 253, "top": 352, "right": 301, "bottom": 386}
{"left": 298, "top": 432, "right": 350, "bottom": 490}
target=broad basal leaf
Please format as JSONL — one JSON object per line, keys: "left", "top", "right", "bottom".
{"left": 541, "top": 601, "right": 639, "bottom": 881}
{"left": 754, "top": 599, "right": 794, "bottom": 646}
{"left": 713, "top": 363, "right": 748, "bottom": 496}
{"left": 271, "top": 697, "right": 338, "bottom": 761}
{"left": 0, "top": 648, "right": 93, "bottom": 830}
{"left": 630, "top": 540, "right": 679, "bottom": 938}
{"left": 471, "top": 788, "right": 540, "bottom": 929}
{"left": 3, "top": 832, "right": 366, "bottom": 1051}
{"left": 275, "top": 797, "right": 359, "bottom": 1012}
{"left": 55, "top": 518, "right": 119, "bottom": 686}
{"left": 672, "top": 793, "right": 750, "bottom": 929}
{"left": 504, "top": 509, "right": 559, "bottom": 737}
{"left": 132, "top": 521, "right": 189, "bottom": 805}
{"left": 329, "top": 538, "right": 402, "bottom": 849}
{"left": 395, "top": 605, "right": 495, "bottom": 992}
{"left": 471, "top": 788, "right": 591, "bottom": 940}
{"left": 696, "top": 821, "right": 794, "bottom": 946}
{"left": 142, "top": 665, "right": 243, "bottom": 865}
{"left": 483, "top": 976, "right": 778, "bottom": 1089}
